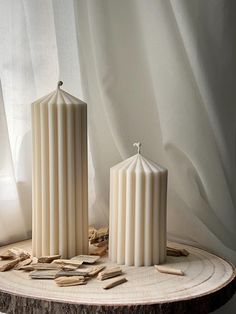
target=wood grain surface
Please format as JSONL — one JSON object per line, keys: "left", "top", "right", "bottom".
{"left": 0, "top": 240, "right": 235, "bottom": 314}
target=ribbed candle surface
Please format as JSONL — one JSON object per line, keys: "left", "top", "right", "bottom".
{"left": 109, "top": 150, "right": 167, "bottom": 266}
{"left": 31, "top": 84, "right": 88, "bottom": 258}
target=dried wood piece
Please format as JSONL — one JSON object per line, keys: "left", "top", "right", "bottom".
{"left": 97, "top": 267, "right": 122, "bottom": 281}
{"left": 0, "top": 258, "right": 21, "bottom": 272}
{"left": 55, "top": 276, "right": 86, "bottom": 287}
{"left": 20, "top": 265, "right": 35, "bottom": 271}
{"left": 55, "top": 269, "right": 90, "bottom": 278}
{"left": 61, "top": 265, "right": 78, "bottom": 271}
{"left": 88, "top": 265, "right": 106, "bottom": 277}
{"left": 180, "top": 249, "right": 189, "bottom": 256}
{"left": 52, "top": 259, "right": 83, "bottom": 267}
{"left": 94, "top": 240, "right": 109, "bottom": 247}
{"left": 31, "top": 263, "right": 60, "bottom": 270}
{"left": 90, "top": 227, "right": 109, "bottom": 245}
{"left": 14, "top": 258, "right": 32, "bottom": 270}
{"left": 97, "top": 227, "right": 109, "bottom": 237}
{"left": 38, "top": 255, "right": 61, "bottom": 263}
{"left": 154, "top": 265, "right": 184, "bottom": 276}
{"left": 0, "top": 248, "right": 30, "bottom": 260}
{"left": 89, "top": 245, "right": 107, "bottom": 256}
{"left": 71, "top": 255, "right": 100, "bottom": 264}
{"left": 88, "top": 226, "right": 98, "bottom": 241}
{"left": 29, "top": 270, "right": 59, "bottom": 279}
{"left": 103, "top": 276, "right": 127, "bottom": 289}
{"left": 167, "top": 246, "right": 189, "bottom": 257}
{"left": 167, "top": 248, "right": 181, "bottom": 257}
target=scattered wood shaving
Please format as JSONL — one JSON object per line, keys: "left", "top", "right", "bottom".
{"left": 88, "top": 265, "right": 106, "bottom": 277}
{"left": 97, "top": 267, "right": 122, "bottom": 281}
{"left": 71, "top": 255, "right": 100, "bottom": 264}
{"left": 52, "top": 259, "right": 83, "bottom": 267}
{"left": 167, "top": 246, "right": 189, "bottom": 257}
{"left": 55, "top": 269, "right": 90, "bottom": 278}
{"left": 55, "top": 276, "right": 87, "bottom": 287}
{"left": 154, "top": 265, "right": 184, "bottom": 276}
{"left": 89, "top": 245, "right": 107, "bottom": 256}
{"left": 38, "top": 254, "right": 61, "bottom": 263}
{"left": 103, "top": 276, "right": 127, "bottom": 289}
{"left": 29, "top": 270, "right": 59, "bottom": 279}
{"left": 31, "top": 263, "right": 60, "bottom": 270}
{"left": 14, "top": 258, "right": 32, "bottom": 270}
{"left": 0, "top": 258, "right": 21, "bottom": 272}
{"left": 0, "top": 248, "right": 30, "bottom": 261}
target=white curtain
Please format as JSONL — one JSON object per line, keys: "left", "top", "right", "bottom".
{"left": 0, "top": 0, "right": 235, "bottom": 311}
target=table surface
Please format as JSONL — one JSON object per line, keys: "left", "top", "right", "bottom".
{"left": 0, "top": 240, "right": 235, "bottom": 314}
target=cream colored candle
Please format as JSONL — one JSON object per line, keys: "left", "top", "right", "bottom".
{"left": 32, "top": 81, "right": 88, "bottom": 258}
{"left": 109, "top": 143, "right": 168, "bottom": 266}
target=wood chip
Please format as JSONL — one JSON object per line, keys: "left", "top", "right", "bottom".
{"left": 97, "top": 267, "right": 122, "bottom": 281}
{"left": 55, "top": 269, "right": 90, "bottom": 278}
{"left": 154, "top": 265, "right": 184, "bottom": 276}
{"left": 14, "top": 258, "right": 32, "bottom": 270}
{"left": 0, "top": 258, "right": 21, "bottom": 272}
{"left": 167, "top": 246, "right": 189, "bottom": 257}
{"left": 55, "top": 276, "right": 86, "bottom": 287}
{"left": 88, "top": 226, "right": 97, "bottom": 241}
{"left": 0, "top": 248, "right": 30, "bottom": 260}
{"left": 180, "top": 249, "right": 189, "bottom": 256}
{"left": 103, "top": 276, "right": 127, "bottom": 289}
{"left": 55, "top": 265, "right": 105, "bottom": 278}
{"left": 167, "top": 248, "right": 181, "bottom": 257}
{"left": 61, "top": 265, "right": 78, "bottom": 271}
{"left": 20, "top": 265, "right": 35, "bottom": 271}
{"left": 31, "top": 263, "right": 60, "bottom": 270}
{"left": 52, "top": 259, "right": 83, "bottom": 267}
{"left": 71, "top": 255, "right": 100, "bottom": 264}
{"left": 88, "top": 265, "right": 106, "bottom": 277}
{"left": 90, "top": 235, "right": 109, "bottom": 245}
{"left": 29, "top": 270, "right": 59, "bottom": 279}
{"left": 97, "top": 227, "right": 109, "bottom": 237}
{"left": 94, "top": 240, "right": 108, "bottom": 247}
{"left": 38, "top": 254, "right": 61, "bottom": 263}
{"left": 89, "top": 226, "right": 109, "bottom": 245}
{"left": 89, "top": 245, "right": 107, "bottom": 256}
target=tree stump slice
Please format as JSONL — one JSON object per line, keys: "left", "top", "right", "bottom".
{"left": 0, "top": 240, "right": 235, "bottom": 314}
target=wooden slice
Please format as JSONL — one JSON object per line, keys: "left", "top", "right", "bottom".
{"left": 0, "top": 240, "right": 235, "bottom": 314}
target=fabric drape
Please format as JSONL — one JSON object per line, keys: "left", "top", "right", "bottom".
{"left": 75, "top": 0, "right": 236, "bottom": 263}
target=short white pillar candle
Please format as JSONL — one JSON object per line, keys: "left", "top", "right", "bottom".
{"left": 109, "top": 142, "right": 168, "bottom": 266}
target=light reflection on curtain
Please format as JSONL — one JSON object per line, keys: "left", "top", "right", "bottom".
{"left": 75, "top": 0, "right": 236, "bottom": 262}
{"left": 0, "top": 0, "right": 59, "bottom": 243}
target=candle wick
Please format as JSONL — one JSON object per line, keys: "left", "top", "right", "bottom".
{"left": 57, "top": 81, "right": 63, "bottom": 89}
{"left": 133, "top": 142, "right": 142, "bottom": 154}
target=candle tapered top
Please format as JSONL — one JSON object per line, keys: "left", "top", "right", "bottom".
{"left": 111, "top": 149, "right": 167, "bottom": 174}
{"left": 32, "top": 83, "right": 86, "bottom": 107}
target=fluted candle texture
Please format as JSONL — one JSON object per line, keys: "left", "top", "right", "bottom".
{"left": 109, "top": 147, "right": 168, "bottom": 266}
{"left": 31, "top": 82, "right": 88, "bottom": 258}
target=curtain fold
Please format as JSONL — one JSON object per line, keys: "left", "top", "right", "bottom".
{"left": 75, "top": 0, "right": 236, "bottom": 262}
{"left": 0, "top": 82, "right": 27, "bottom": 244}
{"left": 0, "top": 0, "right": 59, "bottom": 245}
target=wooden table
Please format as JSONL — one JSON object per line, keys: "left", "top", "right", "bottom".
{"left": 0, "top": 240, "right": 235, "bottom": 314}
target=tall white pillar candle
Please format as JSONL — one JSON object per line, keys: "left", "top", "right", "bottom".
{"left": 32, "top": 82, "right": 88, "bottom": 258}
{"left": 109, "top": 143, "right": 168, "bottom": 266}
